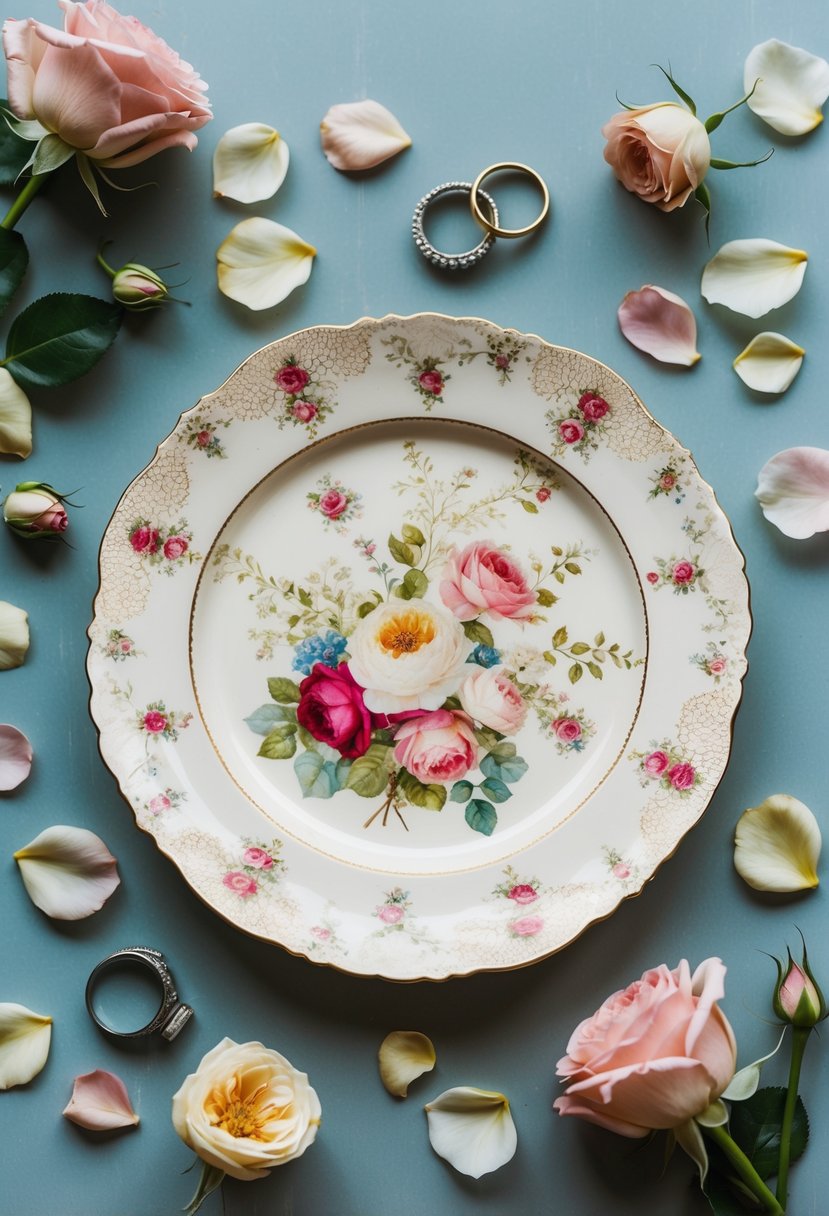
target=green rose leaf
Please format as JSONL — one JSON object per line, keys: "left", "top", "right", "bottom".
{"left": 465, "top": 798, "right": 497, "bottom": 836}
{"left": 334, "top": 757, "right": 352, "bottom": 785}
{"left": 388, "top": 533, "right": 416, "bottom": 566}
{"left": 450, "top": 780, "right": 474, "bottom": 803}
{"left": 398, "top": 768, "right": 446, "bottom": 811}
{"left": 0, "top": 229, "right": 28, "bottom": 318}
{"left": 473, "top": 724, "right": 501, "bottom": 752}
{"left": 357, "top": 600, "right": 378, "bottom": 618}
{"left": 245, "top": 703, "right": 297, "bottom": 735}
{"left": 258, "top": 722, "right": 298, "bottom": 759}
{"left": 4, "top": 293, "right": 123, "bottom": 389}
{"left": 564, "top": 561, "right": 582, "bottom": 575}
{"left": 488, "top": 741, "right": 517, "bottom": 761}
{"left": 345, "top": 743, "right": 392, "bottom": 798}
{"left": 552, "top": 626, "right": 568, "bottom": 647}
{"left": 569, "top": 662, "right": 583, "bottom": 685}
{"left": 267, "top": 676, "right": 302, "bottom": 703}
{"left": 569, "top": 642, "right": 591, "bottom": 655}
{"left": 587, "top": 661, "right": 603, "bottom": 680}
{"left": 729, "top": 1086, "right": 808, "bottom": 1180}
{"left": 536, "top": 588, "right": 557, "bottom": 607}
{"left": 480, "top": 749, "right": 528, "bottom": 784}
{"left": 520, "top": 499, "right": 538, "bottom": 514}
{"left": 402, "top": 568, "right": 428, "bottom": 598}
{"left": 401, "top": 523, "right": 425, "bottom": 546}
{"left": 479, "top": 776, "right": 512, "bottom": 804}
{"left": 462, "top": 619, "right": 495, "bottom": 648}
{"left": 294, "top": 750, "right": 339, "bottom": 798}
{"left": 0, "top": 104, "right": 35, "bottom": 185}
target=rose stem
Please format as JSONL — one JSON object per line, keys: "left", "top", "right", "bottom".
{"left": 776, "top": 1025, "right": 810, "bottom": 1208}
{"left": 1, "top": 173, "right": 47, "bottom": 230}
{"left": 702, "top": 1125, "right": 784, "bottom": 1215}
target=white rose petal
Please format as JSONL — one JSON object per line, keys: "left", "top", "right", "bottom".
{"left": 0, "top": 369, "right": 32, "bottom": 458}
{"left": 617, "top": 285, "right": 701, "bottom": 366}
{"left": 320, "top": 99, "right": 411, "bottom": 171}
{"left": 734, "top": 794, "right": 821, "bottom": 892}
{"left": 63, "top": 1069, "right": 140, "bottom": 1131}
{"left": 755, "top": 446, "right": 829, "bottom": 538}
{"left": 216, "top": 218, "right": 315, "bottom": 311}
{"left": 0, "top": 601, "right": 30, "bottom": 670}
{"left": 722, "top": 1030, "right": 786, "bottom": 1102}
{"left": 378, "top": 1031, "right": 436, "bottom": 1098}
{"left": 0, "top": 1003, "right": 52, "bottom": 1090}
{"left": 14, "top": 825, "right": 120, "bottom": 920}
{"left": 213, "top": 123, "right": 289, "bottom": 203}
{"left": 425, "top": 1086, "right": 517, "bottom": 1179}
{"left": 0, "top": 724, "right": 33, "bottom": 791}
{"left": 701, "top": 239, "right": 808, "bottom": 318}
{"left": 733, "top": 332, "right": 804, "bottom": 394}
{"left": 745, "top": 39, "right": 829, "bottom": 136}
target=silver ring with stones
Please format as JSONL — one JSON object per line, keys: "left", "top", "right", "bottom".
{"left": 85, "top": 946, "right": 194, "bottom": 1042}
{"left": 412, "top": 181, "right": 500, "bottom": 270}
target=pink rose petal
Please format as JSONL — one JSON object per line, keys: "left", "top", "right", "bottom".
{"left": 0, "top": 724, "right": 33, "bottom": 791}
{"left": 618, "top": 285, "right": 701, "bottom": 367}
{"left": 63, "top": 1069, "right": 139, "bottom": 1131}
{"left": 756, "top": 447, "right": 829, "bottom": 539}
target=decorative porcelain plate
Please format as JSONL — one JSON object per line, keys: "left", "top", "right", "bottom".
{"left": 88, "top": 314, "right": 750, "bottom": 981}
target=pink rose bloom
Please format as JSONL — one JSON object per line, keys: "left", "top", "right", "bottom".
{"left": 672, "top": 560, "right": 695, "bottom": 585}
{"left": 601, "top": 103, "right": 711, "bottom": 212}
{"left": 130, "top": 525, "right": 160, "bottom": 554}
{"left": 119, "top": 639, "right": 132, "bottom": 653}
{"left": 559, "top": 419, "right": 585, "bottom": 445}
{"left": 3, "top": 0, "right": 211, "bottom": 169}
{"left": 223, "top": 871, "right": 258, "bottom": 898}
{"left": 440, "top": 540, "right": 535, "bottom": 622}
{"left": 707, "top": 657, "right": 727, "bottom": 675}
{"left": 646, "top": 571, "right": 659, "bottom": 585}
{"left": 643, "top": 750, "right": 669, "bottom": 776}
{"left": 310, "top": 925, "right": 331, "bottom": 941}
{"left": 554, "top": 958, "right": 736, "bottom": 1135}
{"left": 612, "top": 861, "right": 631, "bottom": 880}
{"left": 667, "top": 762, "right": 696, "bottom": 791}
{"left": 292, "top": 400, "right": 318, "bottom": 422}
{"left": 163, "top": 535, "right": 189, "bottom": 560}
{"left": 508, "top": 884, "right": 538, "bottom": 905}
{"left": 459, "top": 666, "right": 527, "bottom": 735}
{"left": 495, "top": 354, "right": 510, "bottom": 369}
{"left": 577, "top": 392, "right": 610, "bottom": 422}
{"left": 510, "top": 914, "right": 544, "bottom": 937}
{"left": 143, "top": 710, "right": 167, "bottom": 733}
{"left": 195, "top": 430, "right": 211, "bottom": 447}
{"left": 536, "top": 486, "right": 551, "bottom": 503}
{"left": 418, "top": 369, "right": 443, "bottom": 395}
{"left": 552, "top": 717, "right": 582, "bottom": 744}
{"left": 297, "top": 662, "right": 372, "bottom": 759}
{"left": 243, "top": 847, "right": 274, "bottom": 870}
{"left": 148, "top": 793, "right": 171, "bottom": 814}
{"left": 393, "top": 709, "right": 478, "bottom": 785}
{"left": 377, "top": 904, "right": 404, "bottom": 925}
{"left": 319, "top": 489, "right": 349, "bottom": 519}
{"left": 659, "top": 473, "right": 676, "bottom": 490}
{"left": 275, "top": 365, "right": 310, "bottom": 394}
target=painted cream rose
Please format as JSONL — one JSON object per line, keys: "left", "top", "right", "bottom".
{"left": 347, "top": 600, "right": 471, "bottom": 713}
{"left": 459, "top": 665, "right": 527, "bottom": 735}
{"left": 171, "top": 1038, "right": 321, "bottom": 1181}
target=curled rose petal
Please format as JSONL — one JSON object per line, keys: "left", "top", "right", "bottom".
{"left": 424, "top": 1086, "right": 517, "bottom": 1178}
{"left": 14, "top": 825, "right": 120, "bottom": 920}
{"left": 734, "top": 794, "right": 820, "bottom": 892}
{"left": 63, "top": 1069, "right": 139, "bottom": 1131}
{"left": 0, "top": 1002, "right": 51, "bottom": 1090}
{"left": 378, "top": 1031, "right": 436, "bottom": 1098}
{"left": 745, "top": 40, "right": 829, "bottom": 136}
{"left": 617, "top": 285, "right": 700, "bottom": 366}
{"left": 701, "top": 239, "right": 808, "bottom": 318}
{"left": 755, "top": 446, "right": 829, "bottom": 538}
{"left": 216, "top": 217, "right": 315, "bottom": 311}
{"left": 0, "top": 368, "right": 32, "bottom": 457}
{"left": 320, "top": 99, "right": 411, "bottom": 171}
{"left": 733, "top": 332, "right": 804, "bottom": 394}
{"left": 213, "top": 123, "right": 289, "bottom": 203}
{"left": 0, "top": 724, "right": 33, "bottom": 791}
{"left": 0, "top": 600, "right": 29, "bottom": 670}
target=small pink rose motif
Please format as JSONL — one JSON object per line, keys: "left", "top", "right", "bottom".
{"left": 646, "top": 571, "right": 659, "bottom": 585}
{"left": 319, "top": 489, "right": 349, "bottom": 519}
{"left": 552, "top": 717, "right": 582, "bottom": 744}
{"left": 508, "top": 884, "right": 538, "bottom": 905}
{"left": 130, "top": 525, "right": 160, "bottom": 554}
{"left": 495, "top": 354, "right": 510, "bottom": 369}
{"left": 364, "top": 542, "right": 376, "bottom": 556}
{"left": 612, "top": 862, "right": 631, "bottom": 880}
{"left": 418, "top": 369, "right": 443, "bottom": 395}
{"left": 275, "top": 365, "right": 310, "bottom": 394}
{"left": 223, "top": 871, "right": 258, "bottom": 897}
{"left": 578, "top": 392, "right": 610, "bottom": 422}
{"left": 243, "top": 847, "right": 274, "bottom": 870}
{"left": 120, "top": 639, "right": 132, "bottom": 653}
{"left": 510, "top": 914, "right": 544, "bottom": 937}
{"left": 311, "top": 926, "right": 331, "bottom": 941}
{"left": 559, "top": 419, "right": 585, "bottom": 445}
{"left": 667, "top": 762, "right": 696, "bottom": 791}
{"left": 643, "top": 750, "right": 669, "bottom": 776}
{"left": 163, "top": 535, "right": 189, "bottom": 560}
{"left": 377, "top": 904, "right": 405, "bottom": 925}
{"left": 292, "top": 400, "right": 318, "bottom": 422}
{"left": 660, "top": 473, "right": 676, "bottom": 491}
{"left": 143, "top": 710, "right": 168, "bottom": 734}
{"left": 672, "top": 561, "right": 696, "bottom": 585}
{"left": 196, "top": 430, "right": 211, "bottom": 447}
{"left": 148, "top": 794, "right": 171, "bottom": 814}
{"left": 536, "top": 486, "right": 552, "bottom": 503}
{"left": 707, "top": 657, "right": 727, "bottom": 675}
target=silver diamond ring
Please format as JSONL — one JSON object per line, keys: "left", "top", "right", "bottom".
{"left": 412, "top": 181, "right": 500, "bottom": 270}
{"left": 85, "top": 946, "right": 194, "bottom": 1041}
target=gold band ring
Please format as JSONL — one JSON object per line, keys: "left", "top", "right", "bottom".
{"left": 469, "top": 162, "right": 550, "bottom": 239}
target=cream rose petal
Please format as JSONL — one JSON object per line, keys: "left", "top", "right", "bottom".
{"left": 14, "top": 825, "right": 121, "bottom": 919}
{"left": 755, "top": 446, "right": 829, "bottom": 538}
{"left": 63, "top": 1070, "right": 139, "bottom": 1130}
{"left": 0, "top": 724, "right": 33, "bottom": 791}
{"left": 0, "top": 1003, "right": 52, "bottom": 1090}
{"left": 0, "top": 369, "right": 32, "bottom": 458}
{"left": 722, "top": 1030, "right": 786, "bottom": 1102}
{"left": 320, "top": 99, "right": 411, "bottom": 171}
{"left": 745, "top": 40, "right": 829, "bottom": 136}
{"left": 734, "top": 795, "right": 821, "bottom": 892}
{"left": 212, "top": 123, "right": 289, "bottom": 203}
{"left": 424, "top": 1086, "right": 517, "bottom": 1178}
{"left": 216, "top": 218, "right": 315, "bottom": 311}
{"left": 701, "top": 239, "right": 808, "bottom": 318}
{"left": 0, "top": 601, "right": 30, "bottom": 670}
{"left": 617, "top": 285, "right": 700, "bottom": 366}
{"left": 733, "top": 332, "right": 804, "bottom": 394}
{"left": 378, "top": 1031, "right": 436, "bottom": 1098}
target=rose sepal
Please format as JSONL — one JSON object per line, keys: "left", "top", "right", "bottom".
{"left": 182, "top": 1159, "right": 225, "bottom": 1216}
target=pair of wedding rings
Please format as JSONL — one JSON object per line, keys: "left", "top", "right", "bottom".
{"left": 412, "top": 161, "right": 549, "bottom": 270}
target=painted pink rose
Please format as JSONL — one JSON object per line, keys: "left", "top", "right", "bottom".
{"left": 310, "top": 925, "right": 331, "bottom": 941}
{"left": 643, "top": 750, "right": 669, "bottom": 776}
{"left": 393, "top": 709, "right": 478, "bottom": 785}
{"left": 459, "top": 666, "right": 527, "bottom": 735}
{"left": 612, "top": 861, "right": 631, "bottom": 880}
{"left": 318, "top": 489, "right": 349, "bottom": 519}
{"left": 554, "top": 958, "right": 736, "bottom": 1135}
{"left": 292, "top": 400, "right": 318, "bottom": 422}
{"left": 148, "top": 793, "right": 171, "bottom": 814}
{"left": 418, "top": 369, "right": 443, "bottom": 395}
{"left": 196, "top": 430, "right": 211, "bottom": 447}
{"left": 495, "top": 354, "right": 510, "bottom": 369}
{"left": 275, "top": 365, "right": 310, "bottom": 394}
{"left": 667, "top": 762, "right": 696, "bottom": 791}
{"left": 297, "top": 662, "right": 372, "bottom": 759}
{"left": 510, "top": 914, "right": 544, "bottom": 937}
{"left": 707, "top": 657, "right": 727, "bottom": 676}
{"left": 130, "top": 525, "right": 160, "bottom": 554}
{"left": 536, "top": 486, "right": 552, "bottom": 503}
{"left": 223, "top": 871, "right": 258, "bottom": 898}
{"left": 578, "top": 392, "right": 610, "bottom": 421}
{"left": 672, "top": 560, "right": 696, "bottom": 585}
{"left": 143, "top": 710, "right": 168, "bottom": 733}
{"left": 659, "top": 473, "right": 676, "bottom": 491}
{"left": 559, "top": 419, "right": 585, "bottom": 445}
{"left": 377, "top": 904, "right": 404, "bottom": 925}
{"left": 163, "top": 535, "right": 189, "bottom": 560}
{"left": 508, "top": 884, "right": 538, "bottom": 905}
{"left": 646, "top": 571, "right": 659, "bottom": 585}
{"left": 243, "top": 847, "right": 274, "bottom": 870}
{"left": 552, "top": 717, "right": 582, "bottom": 744}
{"left": 119, "top": 639, "right": 132, "bottom": 653}
{"left": 3, "top": 0, "right": 211, "bottom": 169}
{"left": 440, "top": 540, "right": 535, "bottom": 622}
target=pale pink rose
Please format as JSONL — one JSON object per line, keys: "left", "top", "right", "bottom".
{"left": 672, "top": 560, "right": 695, "bottom": 585}
{"left": 275, "top": 365, "right": 310, "bottom": 394}
{"left": 130, "top": 525, "right": 159, "bottom": 554}
{"left": 601, "top": 103, "right": 711, "bottom": 212}
{"left": 223, "top": 871, "right": 258, "bottom": 897}
{"left": 536, "top": 486, "right": 551, "bottom": 503}
{"left": 148, "top": 793, "right": 171, "bottom": 814}
{"left": 310, "top": 926, "right": 331, "bottom": 941}
{"left": 440, "top": 540, "right": 535, "bottom": 622}
{"left": 643, "top": 750, "right": 669, "bottom": 776}
{"left": 612, "top": 861, "right": 631, "bottom": 880}
{"left": 143, "top": 710, "right": 167, "bottom": 733}
{"left": 667, "top": 762, "right": 696, "bottom": 791}
{"left": 707, "top": 657, "right": 727, "bottom": 676}
{"left": 510, "top": 914, "right": 544, "bottom": 937}
{"left": 163, "top": 535, "right": 189, "bottom": 560}
{"left": 318, "top": 489, "right": 349, "bottom": 519}
{"left": 646, "top": 571, "right": 659, "bottom": 585}
{"left": 243, "top": 847, "right": 274, "bottom": 870}
{"left": 418, "top": 369, "right": 443, "bottom": 395}
{"left": 459, "top": 666, "right": 527, "bottom": 735}
{"left": 3, "top": 0, "right": 211, "bottom": 169}
{"left": 377, "top": 904, "right": 404, "bottom": 925}
{"left": 495, "top": 354, "right": 510, "bottom": 370}
{"left": 393, "top": 709, "right": 478, "bottom": 784}
{"left": 195, "top": 430, "right": 211, "bottom": 447}
{"left": 559, "top": 419, "right": 585, "bottom": 445}
{"left": 119, "top": 639, "right": 132, "bottom": 653}
{"left": 552, "top": 717, "right": 582, "bottom": 744}
{"left": 507, "top": 884, "right": 538, "bottom": 905}
{"left": 577, "top": 392, "right": 610, "bottom": 422}
{"left": 554, "top": 958, "right": 736, "bottom": 1136}
{"left": 292, "top": 401, "right": 318, "bottom": 422}
{"left": 659, "top": 473, "right": 676, "bottom": 491}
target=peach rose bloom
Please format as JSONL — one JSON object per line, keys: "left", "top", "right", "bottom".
{"left": 393, "top": 709, "right": 478, "bottom": 784}
{"left": 459, "top": 665, "right": 527, "bottom": 735}
{"left": 602, "top": 103, "right": 710, "bottom": 212}
{"left": 554, "top": 958, "right": 736, "bottom": 1136}
{"left": 440, "top": 540, "right": 536, "bottom": 622}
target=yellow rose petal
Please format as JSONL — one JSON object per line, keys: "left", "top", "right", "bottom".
{"left": 378, "top": 1030, "right": 436, "bottom": 1098}
{"left": 216, "top": 218, "right": 315, "bottom": 311}
{"left": 0, "top": 1003, "right": 52, "bottom": 1090}
{"left": 213, "top": 123, "right": 289, "bottom": 203}
{"left": 702, "top": 239, "right": 808, "bottom": 318}
{"left": 733, "top": 332, "right": 804, "bottom": 394}
{"left": 734, "top": 794, "right": 820, "bottom": 892}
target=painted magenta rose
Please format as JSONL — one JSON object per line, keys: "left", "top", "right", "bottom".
{"left": 296, "top": 662, "right": 372, "bottom": 759}
{"left": 667, "top": 761, "right": 696, "bottom": 791}
{"left": 672, "top": 560, "right": 696, "bottom": 585}
{"left": 643, "top": 749, "right": 669, "bottom": 776}
{"left": 418, "top": 369, "right": 443, "bottom": 395}
{"left": 292, "top": 401, "right": 317, "bottom": 422}
{"left": 554, "top": 958, "right": 736, "bottom": 1136}
{"left": 3, "top": 0, "right": 212, "bottom": 168}
{"left": 558, "top": 419, "right": 585, "bottom": 445}
{"left": 163, "top": 535, "right": 188, "bottom": 560}
{"left": 552, "top": 717, "right": 582, "bottom": 744}
{"left": 318, "top": 489, "right": 348, "bottom": 519}
{"left": 602, "top": 103, "right": 711, "bottom": 212}
{"left": 347, "top": 601, "right": 470, "bottom": 714}
{"left": 440, "top": 540, "right": 535, "bottom": 622}
{"left": 130, "top": 524, "right": 159, "bottom": 553}
{"left": 393, "top": 709, "right": 478, "bottom": 784}
{"left": 577, "top": 392, "right": 609, "bottom": 422}
{"left": 459, "top": 666, "right": 527, "bottom": 735}
{"left": 172, "top": 1038, "right": 321, "bottom": 1182}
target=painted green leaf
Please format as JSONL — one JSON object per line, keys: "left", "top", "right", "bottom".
{"left": 294, "top": 750, "right": 339, "bottom": 798}
{"left": 344, "top": 744, "right": 392, "bottom": 798}
{"left": 395, "top": 567, "right": 428, "bottom": 600}
{"left": 258, "top": 723, "right": 297, "bottom": 759}
{"left": 245, "top": 704, "right": 297, "bottom": 735}
{"left": 570, "top": 642, "right": 590, "bottom": 655}
{"left": 569, "top": 662, "right": 583, "bottom": 685}
{"left": 450, "top": 780, "right": 474, "bottom": 803}
{"left": 480, "top": 749, "right": 528, "bottom": 785}
{"left": 587, "top": 661, "right": 603, "bottom": 680}
{"left": 552, "top": 626, "right": 568, "bottom": 647}
{"left": 543, "top": 650, "right": 556, "bottom": 665}
{"left": 465, "top": 798, "right": 497, "bottom": 836}
{"left": 564, "top": 562, "right": 581, "bottom": 575}
{"left": 594, "top": 631, "right": 605, "bottom": 646}
{"left": 479, "top": 776, "right": 512, "bottom": 804}
{"left": 268, "top": 677, "right": 301, "bottom": 703}
{"left": 462, "top": 619, "right": 495, "bottom": 648}
{"left": 357, "top": 600, "right": 378, "bottom": 618}
{"left": 488, "top": 741, "right": 517, "bottom": 761}
{"left": 536, "top": 589, "right": 556, "bottom": 607}
{"left": 4, "top": 293, "right": 122, "bottom": 389}
{"left": 473, "top": 725, "right": 501, "bottom": 752}
{"left": 729, "top": 1086, "right": 808, "bottom": 1180}
{"left": 520, "top": 499, "right": 538, "bottom": 513}
{"left": 398, "top": 769, "right": 446, "bottom": 811}
{"left": 334, "top": 757, "right": 352, "bottom": 785}
{"left": 388, "top": 533, "right": 415, "bottom": 566}
{"left": 401, "top": 523, "right": 425, "bottom": 546}
{"left": 0, "top": 229, "right": 28, "bottom": 318}
{"left": 0, "top": 103, "right": 36, "bottom": 185}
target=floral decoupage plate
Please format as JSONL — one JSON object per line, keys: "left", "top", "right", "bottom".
{"left": 88, "top": 314, "right": 750, "bottom": 981}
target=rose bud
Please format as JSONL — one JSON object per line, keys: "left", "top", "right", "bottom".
{"left": 773, "top": 942, "right": 827, "bottom": 1028}
{"left": 3, "top": 482, "right": 72, "bottom": 541}
{"left": 112, "top": 264, "right": 171, "bottom": 311}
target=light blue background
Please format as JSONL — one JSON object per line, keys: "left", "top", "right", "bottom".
{"left": 1, "top": 1, "right": 828, "bottom": 1213}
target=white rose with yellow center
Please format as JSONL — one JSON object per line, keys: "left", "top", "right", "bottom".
{"left": 347, "top": 600, "right": 471, "bottom": 713}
